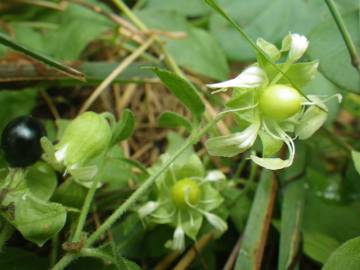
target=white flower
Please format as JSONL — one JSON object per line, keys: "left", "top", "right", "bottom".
{"left": 205, "top": 123, "right": 260, "bottom": 157}
{"left": 138, "top": 201, "right": 160, "bottom": 218}
{"left": 282, "top": 33, "right": 309, "bottom": 62}
{"left": 54, "top": 144, "right": 68, "bottom": 163}
{"left": 204, "top": 212, "right": 228, "bottom": 234}
{"left": 165, "top": 226, "right": 185, "bottom": 251}
{"left": 207, "top": 66, "right": 268, "bottom": 89}
{"left": 205, "top": 170, "right": 226, "bottom": 182}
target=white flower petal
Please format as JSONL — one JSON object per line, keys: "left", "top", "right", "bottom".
{"left": 204, "top": 212, "right": 228, "bottom": 234}
{"left": 170, "top": 226, "right": 185, "bottom": 251}
{"left": 287, "top": 33, "right": 309, "bottom": 62}
{"left": 54, "top": 144, "right": 68, "bottom": 163}
{"left": 207, "top": 66, "right": 267, "bottom": 89}
{"left": 138, "top": 201, "right": 160, "bottom": 218}
{"left": 206, "top": 123, "right": 259, "bottom": 157}
{"left": 205, "top": 170, "right": 226, "bottom": 182}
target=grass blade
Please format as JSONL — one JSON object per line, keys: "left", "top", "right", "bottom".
{"left": 235, "top": 170, "right": 277, "bottom": 270}
{"left": 278, "top": 180, "right": 305, "bottom": 270}
{"left": 0, "top": 32, "right": 84, "bottom": 81}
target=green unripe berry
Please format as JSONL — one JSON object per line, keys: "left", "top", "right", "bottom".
{"left": 259, "top": 84, "right": 302, "bottom": 120}
{"left": 171, "top": 178, "right": 201, "bottom": 208}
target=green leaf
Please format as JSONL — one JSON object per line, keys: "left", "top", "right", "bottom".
{"left": 278, "top": 180, "right": 305, "bottom": 270}
{"left": 110, "top": 109, "right": 135, "bottom": 147}
{"left": 143, "top": 0, "right": 209, "bottom": 16}
{"left": 323, "top": 236, "right": 360, "bottom": 270}
{"left": 0, "top": 89, "right": 37, "bottom": 133}
{"left": 26, "top": 162, "right": 57, "bottom": 201}
{"left": 52, "top": 179, "right": 87, "bottom": 209}
{"left": 158, "top": 111, "right": 192, "bottom": 131}
{"left": 0, "top": 32, "right": 84, "bottom": 81}
{"left": 152, "top": 68, "right": 205, "bottom": 121}
{"left": 303, "top": 232, "right": 340, "bottom": 264}
{"left": 235, "top": 170, "right": 277, "bottom": 270}
{"left": 137, "top": 10, "right": 229, "bottom": 80}
{"left": 308, "top": 10, "right": 360, "bottom": 93}
{"left": 14, "top": 193, "right": 66, "bottom": 246}
{"left": 351, "top": 150, "right": 360, "bottom": 175}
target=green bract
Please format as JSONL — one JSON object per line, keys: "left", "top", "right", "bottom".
{"left": 206, "top": 33, "right": 342, "bottom": 170}
{"left": 138, "top": 134, "right": 227, "bottom": 251}
{"left": 54, "top": 112, "right": 112, "bottom": 169}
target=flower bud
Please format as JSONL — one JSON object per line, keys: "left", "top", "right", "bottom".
{"left": 55, "top": 112, "right": 112, "bottom": 169}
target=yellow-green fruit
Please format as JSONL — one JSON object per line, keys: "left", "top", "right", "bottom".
{"left": 171, "top": 178, "right": 201, "bottom": 208}
{"left": 55, "top": 112, "right": 112, "bottom": 167}
{"left": 259, "top": 84, "right": 302, "bottom": 120}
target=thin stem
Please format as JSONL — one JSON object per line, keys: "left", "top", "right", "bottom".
{"left": 72, "top": 160, "right": 105, "bottom": 242}
{"left": 325, "top": 0, "right": 360, "bottom": 72}
{"left": 0, "top": 219, "right": 14, "bottom": 251}
{"left": 51, "top": 253, "right": 77, "bottom": 270}
{"left": 111, "top": 0, "right": 147, "bottom": 31}
{"left": 50, "top": 233, "right": 59, "bottom": 267}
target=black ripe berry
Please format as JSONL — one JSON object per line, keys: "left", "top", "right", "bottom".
{"left": 1, "top": 116, "right": 45, "bottom": 167}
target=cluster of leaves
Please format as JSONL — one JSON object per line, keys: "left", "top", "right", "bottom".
{"left": 0, "top": 0, "right": 359, "bottom": 270}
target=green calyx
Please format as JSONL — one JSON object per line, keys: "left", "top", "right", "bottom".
{"left": 55, "top": 112, "right": 112, "bottom": 168}
{"left": 171, "top": 178, "right": 201, "bottom": 208}
{"left": 259, "top": 84, "right": 302, "bottom": 120}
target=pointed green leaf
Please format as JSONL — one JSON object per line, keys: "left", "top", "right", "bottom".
{"left": 152, "top": 68, "right": 205, "bottom": 121}
{"left": 158, "top": 111, "right": 192, "bottom": 131}
{"left": 110, "top": 109, "right": 135, "bottom": 146}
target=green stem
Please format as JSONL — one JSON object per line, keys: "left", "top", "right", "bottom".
{"left": 111, "top": 0, "right": 147, "bottom": 31}
{"left": 50, "top": 233, "right": 59, "bottom": 267}
{"left": 0, "top": 219, "right": 14, "bottom": 251}
{"left": 324, "top": 0, "right": 360, "bottom": 73}
{"left": 52, "top": 254, "right": 79, "bottom": 270}
{"left": 72, "top": 159, "right": 106, "bottom": 243}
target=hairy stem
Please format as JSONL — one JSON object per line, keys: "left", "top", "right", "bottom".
{"left": 325, "top": 0, "right": 360, "bottom": 73}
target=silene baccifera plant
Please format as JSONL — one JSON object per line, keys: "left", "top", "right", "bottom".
{"left": 138, "top": 134, "right": 227, "bottom": 251}
{"left": 205, "top": 33, "right": 342, "bottom": 170}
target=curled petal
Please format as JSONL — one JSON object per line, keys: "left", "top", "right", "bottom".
{"left": 250, "top": 125, "right": 295, "bottom": 170}
{"left": 138, "top": 201, "right": 160, "bottom": 218}
{"left": 207, "top": 66, "right": 267, "bottom": 89}
{"left": 282, "top": 33, "right": 309, "bottom": 62}
{"left": 206, "top": 124, "right": 259, "bottom": 157}
{"left": 205, "top": 170, "right": 226, "bottom": 182}
{"left": 204, "top": 212, "right": 228, "bottom": 235}
{"left": 165, "top": 226, "right": 185, "bottom": 251}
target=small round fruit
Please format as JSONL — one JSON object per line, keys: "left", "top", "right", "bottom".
{"left": 1, "top": 116, "right": 45, "bottom": 167}
{"left": 259, "top": 84, "right": 302, "bottom": 120}
{"left": 171, "top": 178, "right": 201, "bottom": 208}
